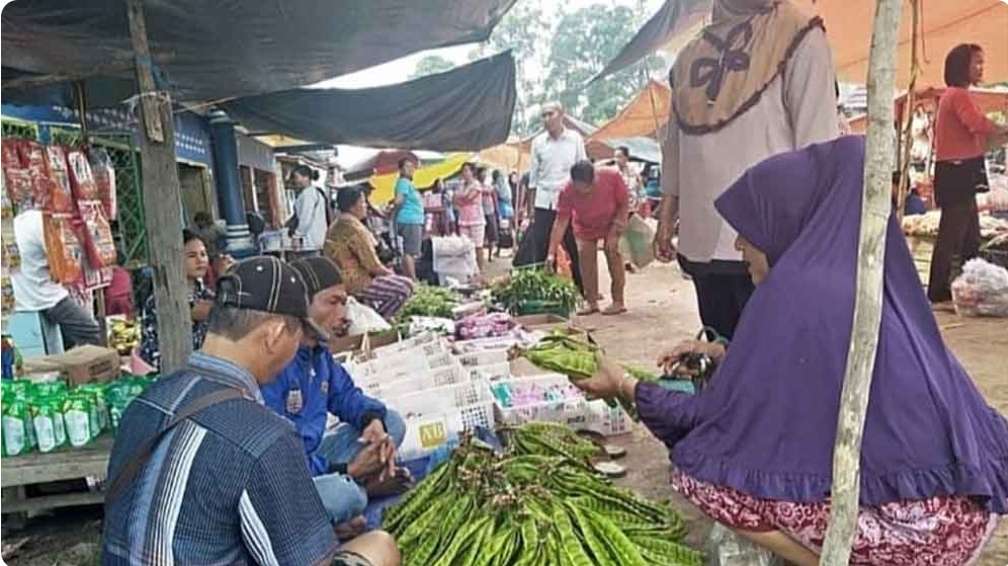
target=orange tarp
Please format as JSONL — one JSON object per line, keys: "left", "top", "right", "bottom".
{"left": 590, "top": 80, "right": 672, "bottom": 141}
{"left": 794, "top": 0, "right": 1008, "bottom": 88}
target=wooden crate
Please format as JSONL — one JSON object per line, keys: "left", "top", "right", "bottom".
{"left": 1, "top": 435, "right": 112, "bottom": 517}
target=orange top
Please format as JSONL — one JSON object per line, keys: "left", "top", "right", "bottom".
{"left": 934, "top": 87, "right": 997, "bottom": 162}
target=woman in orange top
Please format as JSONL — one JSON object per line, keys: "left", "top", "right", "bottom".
{"left": 325, "top": 186, "right": 414, "bottom": 319}
{"left": 927, "top": 44, "right": 1008, "bottom": 303}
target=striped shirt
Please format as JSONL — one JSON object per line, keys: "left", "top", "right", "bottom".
{"left": 102, "top": 352, "right": 337, "bottom": 565}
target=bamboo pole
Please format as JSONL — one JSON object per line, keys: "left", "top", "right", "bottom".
{"left": 819, "top": 0, "right": 903, "bottom": 564}
{"left": 126, "top": 0, "right": 193, "bottom": 373}
{"left": 896, "top": 0, "right": 921, "bottom": 222}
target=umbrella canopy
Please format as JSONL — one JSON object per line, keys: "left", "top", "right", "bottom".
{"left": 847, "top": 86, "right": 1008, "bottom": 133}
{"left": 368, "top": 153, "right": 472, "bottom": 205}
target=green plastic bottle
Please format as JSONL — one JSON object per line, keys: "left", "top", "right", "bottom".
{"left": 64, "top": 394, "right": 92, "bottom": 448}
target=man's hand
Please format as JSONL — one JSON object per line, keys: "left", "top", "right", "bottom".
{"left": 346, "top": 440, "right": 385, "bottom": 481}
{"left": 653, "top": 221, "right": 676, "bottom": 263}
{"left": 360, "top": 420, "right": 396, "bottom": 480}
{"left": 191, "top": 300, "right": 213, "bottom": 322}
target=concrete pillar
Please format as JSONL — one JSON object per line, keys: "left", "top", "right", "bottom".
{"left": 208, "top": 109, "right": 253, "bottom": 255}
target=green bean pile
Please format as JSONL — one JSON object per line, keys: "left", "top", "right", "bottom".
{"left": 522, "top": 332, "right": 659, "bottom": 419}
{"left": 383, "top": 423, "right": 701, "bottom": 565}
{"left": 395, "top": 285, "right": 461, "bottom": 321}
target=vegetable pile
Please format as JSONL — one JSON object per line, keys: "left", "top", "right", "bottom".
{"left": 384, "top": 422, "right": 700, "bottom": 565}
{"left": 522, "top": 331, "right": 658, "bottom": 417}
{"left": 492, "top": 267, "right": 580, "bottom": 315}
{"left": 396, "top": 285, "right": 461, "bottom": 321}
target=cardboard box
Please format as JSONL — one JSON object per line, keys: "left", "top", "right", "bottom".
{"left": 327, "top": 331, "right": 399, "bottom": 354}
{"left": 22, "top": 345, "right": 121, "bottom": 385}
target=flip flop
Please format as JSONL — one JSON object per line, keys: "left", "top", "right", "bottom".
{"left": 601, "top": 305, "right": 627, "bottom": 316}
{"left": 335, "top": 516, "right": 367, "bottom": 541}
{"left": 365, "top": 467, "right": 415, "bottom": 498}
{"left": 577, "top": 306, "right": 600, "bottom": 316}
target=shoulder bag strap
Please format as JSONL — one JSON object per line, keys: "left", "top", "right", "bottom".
{"left": 105, "top": 386, "right": 247, "bottom": 502}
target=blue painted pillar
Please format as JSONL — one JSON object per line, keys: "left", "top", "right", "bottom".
{"left": 208, "top": 110, "right": 253, "bottom": 255}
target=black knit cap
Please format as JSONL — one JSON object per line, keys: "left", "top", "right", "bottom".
{"left": 288, "top": 256, "right": 343, "bottom": 298}
{"left": 215, "top": 256, "right": 328, "bottom": 340}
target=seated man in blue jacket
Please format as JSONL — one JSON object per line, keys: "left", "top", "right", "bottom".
{"left": 262, "top": 256, "right": 408, "bottom": 536}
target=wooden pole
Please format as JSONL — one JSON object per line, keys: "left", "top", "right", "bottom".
{"left": 819, "top": 0, "right": 902, "bottom": 564}
{"left": 895, "top": 0, "right": 921, "bottom": 223}
{"left": 126, "top": 0, "right": 192, "bottom": 373}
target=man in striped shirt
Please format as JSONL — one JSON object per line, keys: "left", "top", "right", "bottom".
{"left": 102, "top": 257, "right": 399, "bottom": 566}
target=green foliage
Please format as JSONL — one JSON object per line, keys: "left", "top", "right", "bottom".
{"left": 411, "top": 55, "right": 456, "bottom": 79}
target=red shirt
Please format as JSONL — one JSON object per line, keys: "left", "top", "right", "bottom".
{"left": 934, "top": 87, "right": 997, "bottom": 161}
{"left": 556, "top": 168, "right": 629, "bottom": 240}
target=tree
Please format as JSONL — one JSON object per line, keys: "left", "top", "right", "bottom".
{"left": 410, "top": 55, "right": 455, "bottom": 79}
{"left": 473, "top": 0, "right": 551, "bottom": 137}
{"left": 543, "top": 5, "right": 664, "bottom": 126}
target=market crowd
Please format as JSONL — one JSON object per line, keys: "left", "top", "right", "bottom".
{"left": 6, "top": 0, "right": 1004, "bottom": 563}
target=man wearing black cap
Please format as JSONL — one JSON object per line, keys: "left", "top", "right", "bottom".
{"left": 262, "top": 257, "right": 408, "bottom": 540}
{"left": 102, "top": 256, "right": 400, "bottom": 566}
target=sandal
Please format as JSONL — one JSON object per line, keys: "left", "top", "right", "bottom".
{"left": 365, "top": 467, "right": 414, "bottom": 498}
{"left": 577, "top": 305, "right": 600, "bottom": 316}
{"left": 601, "top": 305, "right": 627, "bottom": 316}
{"left": 334, "top": 516, "right": 367, "bottom": 541}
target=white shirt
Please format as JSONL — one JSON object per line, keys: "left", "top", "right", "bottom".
{"left": 293, "top": 186, "right": 328, "bottom": 251}
{"left": 11, "top": 209, "right": 69, "bottom": 311}
{"left": 528, "top": 128, "right": 587, "bottom": 209}
{"left": 663, "top": 28, "right": 840, "bottom": 263}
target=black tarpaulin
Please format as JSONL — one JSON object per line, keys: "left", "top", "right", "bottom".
{"left": 589, "top": 0, "right": 710, "bottom": 85}
{"left": 222, "top": 52, "right": 517, "bottom": 152}
{"left": 2, "top": 0, "right": 517, "bottom": 107}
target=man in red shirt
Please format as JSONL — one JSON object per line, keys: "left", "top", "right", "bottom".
{"left": 547, "top": 160, "right": 630, "bottom": 315}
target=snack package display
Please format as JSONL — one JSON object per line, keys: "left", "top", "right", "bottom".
{"left": 20, "top": 140, "right": 55, "bottom": 212}
{"left": 89, "top": 147, "right": 117, "bottom": 219}
{"left": 66, "top": 148, "right": 99, "bottom": 201}
{"left": 42, "top": 213, "right": 84, "bottom": 284}
{"left": 76, "top": 201, "right": 116, "bottom": 268}
{"left": 3, "top": 139, "right": 35, "bottom": 209}
{"left": 45, "top": 145, "right": 75, "bottom": 214}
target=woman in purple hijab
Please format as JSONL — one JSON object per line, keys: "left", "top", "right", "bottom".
{"left": 577, "top": 136, "right": 1007, "bottom": 565}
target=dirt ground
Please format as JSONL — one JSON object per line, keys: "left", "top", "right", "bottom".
{"left": 3, "top": 254, "right": 1006, "bottom": 564}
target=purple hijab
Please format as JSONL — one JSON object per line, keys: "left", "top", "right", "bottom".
{"left": 637, "top": 135, "right": 1008, "bottom": 512}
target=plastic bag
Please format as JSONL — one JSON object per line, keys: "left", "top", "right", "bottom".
{"left": 619, "top": 213, "right": 655, "bottom": 269}
{"left": 45, "top": 146, "right": 75, "bottom": 214}
{"left": 346, "top": 296, "right": 392, "bottom": 335}
{"left": 76, "top": 201, "right": 117, "bottom": 268}
{"left": 951, "top": 258, "right": 1008, "bottom": 317}
{"left": 704, "top": 523, "right": 783, "bottom": 566}
{"left": 89, "top": 148, "right": 117, "bottom": 219}
{"left": 66, "top": 148, "right": 99, "bottom": 201}
{"left": 42, "top": 213, "right": 84, "bottom": 284}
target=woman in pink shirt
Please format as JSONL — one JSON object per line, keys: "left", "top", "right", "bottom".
{"left": 548, "top": 161, "right": 629, "bottom": 315}
{"left": 454, "top": 162, "right": 487, "bottom": 271}
{"left": 927, "top": 44, "right": 1008, "bottom": 304}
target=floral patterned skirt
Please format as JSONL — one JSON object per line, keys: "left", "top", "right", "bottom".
{"left": 669, "top": 468, "right": 998, "bottom": 565}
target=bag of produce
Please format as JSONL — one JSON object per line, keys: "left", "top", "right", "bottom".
{"left": 951, "top": 258, "right": 1008, "bottom": 317}
{"left": 619, "top": 213, "right": 656, "bottom": 269}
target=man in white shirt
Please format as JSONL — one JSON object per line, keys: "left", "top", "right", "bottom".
{"left": 11, "top": 209, "right": 101, "bottom": 348}
{"left": 516, "top": 101, "right": 588, "bottom": 293}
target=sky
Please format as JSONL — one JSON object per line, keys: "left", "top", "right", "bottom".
{"left": 326, "top": 0, "right": 664, "bottom": 165}
{"left": 319, "top": 0, "right": 664, "bottom": 90}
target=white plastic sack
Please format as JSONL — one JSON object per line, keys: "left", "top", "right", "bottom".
{"left": 619, "top": 214, "right": 656, "bottom": 269}
{"left": 951, "top": 258, "right": 1008, "bottom": 317}
{"left": 346, "top": 296, "right": 391, "bottom": 335}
